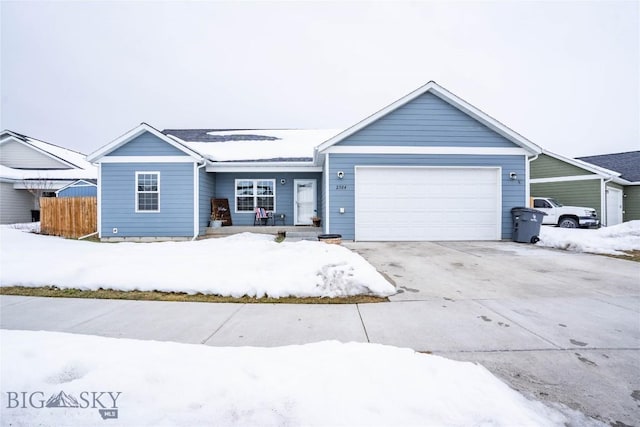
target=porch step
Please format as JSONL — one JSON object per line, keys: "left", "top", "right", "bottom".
{"left": 204, "top": 226, "right": 321, "bottom": 239}
{"left": 284, "top": 231, "right": 321, "bottom": 242}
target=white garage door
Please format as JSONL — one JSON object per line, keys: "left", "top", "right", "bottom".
{"left": 355, "top": 167, "right": 501, "bottom": 241}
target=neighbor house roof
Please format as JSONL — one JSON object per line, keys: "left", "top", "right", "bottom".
{"left": 164, "top": 129, "right": 342, "bottom": 162}
{"left": 0, "top": 129, "right": 96, "bottom": 172}
{"left": 577, "top": 151, "right": 640, "bottom": 183}
{"left": 0, "top": 130, "right": 97, "bottom": 182}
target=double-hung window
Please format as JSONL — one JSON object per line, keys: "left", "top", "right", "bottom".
{"left": 136, "top": 172, "right": 160, "bottom": 212}
{"left": 235, "top": 179, "right": 275, "bottom": 212}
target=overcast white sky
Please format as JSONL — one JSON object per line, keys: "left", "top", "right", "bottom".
{"left": 1, "top": 1, "right": 638, "bottom": 157}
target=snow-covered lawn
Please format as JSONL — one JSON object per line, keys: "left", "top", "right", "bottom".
{"left": 0, "top": 226, "right": 395, "bottom": 298}
{"left": 537, "top": 221, "right": 640, "bottom": 256}
{"left": 0, "top": 330, "right": 586, "bottom": 427}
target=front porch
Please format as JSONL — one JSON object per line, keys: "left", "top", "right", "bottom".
{"left": 204, "top": 225, "right": 323, "bottom": 239}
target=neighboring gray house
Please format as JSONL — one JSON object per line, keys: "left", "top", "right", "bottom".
{"left": 87, "top": 81, "right": 542, "bottom": 241}
{"left": 578, "top": 151, "right": 640, "bottom": 223}
{"left": 0, "top": 130, "right": 97, "bottom": 224}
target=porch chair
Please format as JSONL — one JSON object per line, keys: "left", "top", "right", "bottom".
{"left": 254, "top": 207, "right": 269, "bottom": 226}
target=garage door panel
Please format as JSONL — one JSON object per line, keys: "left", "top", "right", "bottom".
{"left": 355, "top": 167, "right": 500, "bottom": 241}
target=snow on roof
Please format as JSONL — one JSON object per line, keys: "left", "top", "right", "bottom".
{"left": 0, "top": 130, "right": 97, "bottom": 179}
{"left": 164, "top": 129, "right": 342, "bottom": 162}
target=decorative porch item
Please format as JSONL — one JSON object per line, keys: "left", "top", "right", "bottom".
{"left": 211, "top": 199, "right": 232, "bottom": 226}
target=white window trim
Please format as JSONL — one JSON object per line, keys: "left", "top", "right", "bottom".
{"left": 234, "top": 179, "right": 276, "bottom": 213}
{"left": 135, "top": 171, "right": 160, "bottom": 213}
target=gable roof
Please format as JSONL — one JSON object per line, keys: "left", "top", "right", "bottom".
{"left": 86, "top": 123, "right": 203, "bottom": 162}
{"left": 54, "top": 179, "right": 98, "bottom": 195}
{"left": 577, "top": 151, "right": 640, "bottom": 183}
{"left": 539, "top": 149, "right": 621, "bottom": 178}
{"left": 0, "top": 129, "right": 95, "bottom": 171}
{"left": 314, "top": 81, "right": 542, "bottom": 156}
{"left": 165, "top": 129, "right": 341, "bottom": 162}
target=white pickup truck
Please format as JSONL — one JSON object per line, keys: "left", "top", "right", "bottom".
{"left": 531, "top": 197, "right": 600, "bottom": 228}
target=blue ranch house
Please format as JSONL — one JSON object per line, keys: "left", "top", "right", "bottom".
{"left": 87, "top": 82, "right": 542, "bottom": 241}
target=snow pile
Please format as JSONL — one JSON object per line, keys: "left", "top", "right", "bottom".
{"left": 0, "top": 227, "right": 395, "bottom": 298}
{"left": 0, "top": 330, "right": 574, "bottom": 427}
{"left": 537, "top": 221, "right": 640, "bottom": 255}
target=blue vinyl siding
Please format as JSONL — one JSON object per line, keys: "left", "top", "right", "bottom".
{"left": 215, "top": 172, "right": 322, "bottom": 226}
{"left": 199, "top": 168, "right": 215, "bottom": 233}
{"left": 57, "top": 183, "right": 97, "bottom": 198}
{"left": 327, "top": 154, "right": 526, "bottom": 240}
{"left": 337, "top": 92, "right": 517, "bottom": 148}
{"left": 101, "top": 162, "right": 194, "bottom": 237}
{"left": 110, "top": 132, "right": 187, "bottom": 156}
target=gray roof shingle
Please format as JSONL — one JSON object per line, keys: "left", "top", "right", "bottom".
{"left": 162, "top": 129, "right": 280, "bottom": 142}
{"left": 577, "top": 151, "right": 640, "bottom": 182}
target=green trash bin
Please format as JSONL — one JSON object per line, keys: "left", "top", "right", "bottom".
{"left": 511, "top": 207, "right": 546, "bottom": 243}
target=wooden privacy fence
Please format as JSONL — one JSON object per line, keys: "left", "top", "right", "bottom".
{"left": 40, "top": 196, "right": 97, "bottom": 238}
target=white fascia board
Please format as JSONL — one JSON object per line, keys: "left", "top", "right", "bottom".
{"left": 86, "top": 123, "right": 203, "bottom": 163}
{"left": 541, "top": 149, "right": 620, "bottom": 178}
{"left": 530, "top": 175, "right": 603, "bottom": 184}
{"left": 323, "top": 146, "right": 529, "bottom": 156}
{"left": 98, "top": 156, "right": 197, "bottom": 163}
{"left": 0, "top": 134, "right": 79, "bottom": 169}
{"left": 315, "top": 81, "right": 542, "bottom": 155}
{"left": 611, "top": 177, "right": 639, "bottom": 186}
{"left": 206, "top": 163, "right": 322, "bottom": 172}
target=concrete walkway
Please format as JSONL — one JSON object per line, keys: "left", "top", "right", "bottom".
{"left": 1, "top": 241, "right": 639, "bottom": 425}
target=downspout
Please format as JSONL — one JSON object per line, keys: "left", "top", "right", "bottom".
{"left": 526, "top": 154, "right": 538, "bottom": 207}
{"left": 192, "top": 160, "right": 207, "bottom": 240}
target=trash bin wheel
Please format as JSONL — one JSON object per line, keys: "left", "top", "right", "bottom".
{"left": 530, "top": 236, "right": 540, "bottom": 244}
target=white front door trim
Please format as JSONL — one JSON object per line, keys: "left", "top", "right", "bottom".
{"left": 294, "top": 179, "right": 317, "bottom": 225}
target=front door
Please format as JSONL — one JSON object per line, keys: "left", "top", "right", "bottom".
{"left": 294, "top": 180, "right": 317, "bottom": 225}
{"left": 606, "top": 187, "right": 623, "bottom": 226}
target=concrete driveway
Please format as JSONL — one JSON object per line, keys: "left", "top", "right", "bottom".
{"left": 1, "top": 241, "right": 639, "bottom": 425}
{"left": 344, "top": 240, "right": 640, "bottom": 426}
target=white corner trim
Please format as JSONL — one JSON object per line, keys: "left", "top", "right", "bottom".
{"left": 99, "top": 156, "right": 197, "bottom": 163}
{"left": 323, "top": 146, "right": 529, "bottom": 156}
{"left": 530, "top": 175, "right": 603, "bottom": 184}
{"left": 324, "top": 153, "right": 330, "bottom": 233}
{"left": 524, "top": 155, "right": 531, "bottom": 206}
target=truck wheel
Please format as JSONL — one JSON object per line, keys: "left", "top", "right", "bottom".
{"left": 530, "top": 236, "right": 540, "bottom": 244}
{"left": 558, "top": 218, "right": 578, "bottom": 228}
